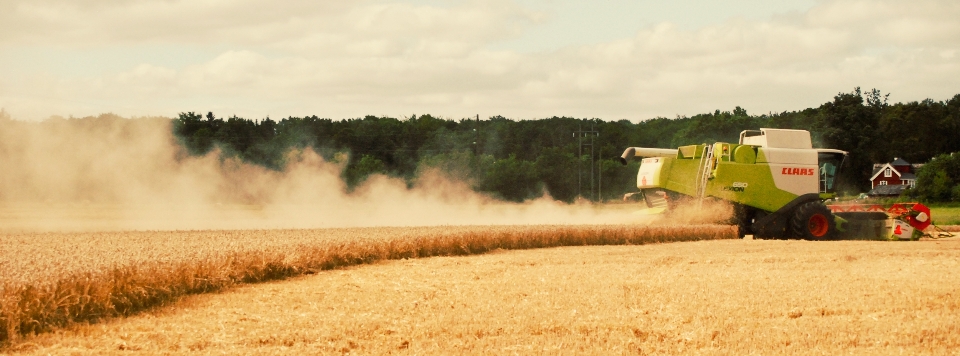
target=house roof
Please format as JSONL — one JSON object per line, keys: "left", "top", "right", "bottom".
{"left": 870, "top": 163, "right": 903, "bottom": 181}
{"left": 870, "top": 158, "right": 921, "bottom": 182}
{"left": 868, "top": 184, "right": 908, "bottom": 196}
{"left": 890, "top": 157, "right": 910, "bottom": 166}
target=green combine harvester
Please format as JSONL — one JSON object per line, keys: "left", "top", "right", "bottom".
{"left": 620, "top": 128, "right": 937, "bottom": 240}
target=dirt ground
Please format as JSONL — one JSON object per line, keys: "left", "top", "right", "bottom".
{"left": 7, "top": 237, "right": 960, "bottom": 355}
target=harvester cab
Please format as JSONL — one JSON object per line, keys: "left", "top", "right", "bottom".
{"left": 620, "top": 128, "right": 934, "bottom": 240}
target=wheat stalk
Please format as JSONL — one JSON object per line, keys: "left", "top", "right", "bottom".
{"left": 0, "top": 224, "right": 734, "bottom": 344}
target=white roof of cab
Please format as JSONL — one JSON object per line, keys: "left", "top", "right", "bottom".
{"left": 740, "top": 128, "right": 812, "bottom": 149}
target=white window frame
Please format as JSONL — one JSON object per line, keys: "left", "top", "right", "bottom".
{"left": 884, "top": 168, "right": 892, "bottom": 177}
{"left": 879, "top": 181, "right": 888, "bottom": 186}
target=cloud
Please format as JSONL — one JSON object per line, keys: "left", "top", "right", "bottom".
{"left": 510, "top": 0, "right": 960, "bottom": 116}
{"left": 0, "top": 0, "right": 534, "bottom": 51}
{"left": 0, "top": 0, "right": 958, "bottom": 121}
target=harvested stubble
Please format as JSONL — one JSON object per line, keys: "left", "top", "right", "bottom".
{"left": 0, "top": 224, "right": 734, "bottom": 344}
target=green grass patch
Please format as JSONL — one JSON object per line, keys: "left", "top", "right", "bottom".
{"left": 930, "top": 206, "right": 960, "bottom": 225}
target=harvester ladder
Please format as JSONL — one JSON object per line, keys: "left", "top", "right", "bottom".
{"left": 695, "top": 144, "right": 714, "bottom": 199}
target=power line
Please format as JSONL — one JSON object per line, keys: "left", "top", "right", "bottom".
{"left": 573, "top": 122, "right": 599, "bottom": 201}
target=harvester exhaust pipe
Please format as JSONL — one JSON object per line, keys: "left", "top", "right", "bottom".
{"left": 619, "top": 147, "right": 679, "bottom": 165}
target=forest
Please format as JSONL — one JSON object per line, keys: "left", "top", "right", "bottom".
{"left": 172, "top": 88, "right": 960, "bottom": 202}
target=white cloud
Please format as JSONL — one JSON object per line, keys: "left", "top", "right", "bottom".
{"left": 0, "top": 0, "right": 533, "bottom": 52}
{"left": 0, "top": 0, "right": 958, "bottom": 121}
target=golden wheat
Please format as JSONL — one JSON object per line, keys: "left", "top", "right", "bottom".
{"left": 10, "top": 238, "right": 960, "bottom": 355}
{"left": 0, "top": 224, "right": 734, "bottom": 344}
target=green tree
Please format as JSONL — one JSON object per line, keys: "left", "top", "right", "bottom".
{"left": 913, "top": 153, "right": 960, "bottom": 202}
{"left": 173, "top": 112, "right": 216, "bottom": 155}
{"left": 534, "top": 147, "right": 579, "bottom": 202}
{"left": 599, "top": 158, "right": 640, "bottom": 201}
{"left": 416, "top": 150, "right": 477, "bottom": 184}
{"left": 480, "top": 154, "right": 540, "bottom": 202}
{"left": 345, "top": 154, "right": 387, "bottom": 187}
{"left": 816, "top": 87, "right": 883, "bottom": 193}
{"left": 171, "top": 89, "right": 960, "bottom": 202}
{"left": 672, "top": 107, "right": 761, "bottom": 146}
{"left": 877, "top": 99, "right": 947, "bottom": 164}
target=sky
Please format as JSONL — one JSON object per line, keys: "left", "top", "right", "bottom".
{"left": 1, "top": 0, "right": 958, "bottom": 122}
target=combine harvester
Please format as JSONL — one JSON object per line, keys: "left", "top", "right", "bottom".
{"left": 619, "top": 128, "right": 946, "bottom": 240}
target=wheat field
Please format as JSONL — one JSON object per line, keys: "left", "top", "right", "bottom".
{"left": 7, "top": 237, "right": 960, "bottom": 355}
{"left": 0, "top": 224, "right": 734, "bottom": 345}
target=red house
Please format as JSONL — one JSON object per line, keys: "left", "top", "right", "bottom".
{"left": 868, "top": 158, "right": 919, "bottom": 196}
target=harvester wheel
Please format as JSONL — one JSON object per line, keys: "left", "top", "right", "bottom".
{"left": 791, "top": 201, "right": 836, "bottom": 240}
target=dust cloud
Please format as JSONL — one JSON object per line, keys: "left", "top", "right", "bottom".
{"left": 0, "top": 114, "right": 729, "bottom": 232}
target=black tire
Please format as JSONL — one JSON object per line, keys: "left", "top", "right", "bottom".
{"left": 791, "top": 201, "right": 836, "bottom": 240}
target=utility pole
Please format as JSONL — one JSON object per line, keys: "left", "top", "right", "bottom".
{"left": 575, "top": 124, "right": 581, "bottom": 199}
{"left": 591, "top": 121, "right": 595, "bottom": 201}
{"left": 573, "top": 122, "right": 599, "bottom": 201}
{"left": 474, "top": 114, "right": 480, "bottom": 185}
{"left": 595, "top": 121, "right": 603, "bottom": 202}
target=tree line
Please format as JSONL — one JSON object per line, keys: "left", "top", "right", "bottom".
{"left": 173, "top": 88, "right": 960, "bottom": 202}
